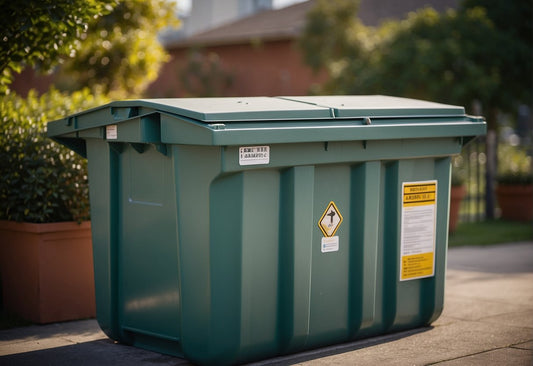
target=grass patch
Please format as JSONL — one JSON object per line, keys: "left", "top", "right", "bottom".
{"left": 449, "top": 220, "right": 533, "bottom": 247}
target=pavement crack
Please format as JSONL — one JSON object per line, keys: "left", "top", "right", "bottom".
{"left": 426, "top": 346, "right": 515, "bottom": 365}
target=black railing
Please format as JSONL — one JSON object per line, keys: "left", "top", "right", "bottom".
{"left": 457, "top": 135, "right": 487, "bottom": 223}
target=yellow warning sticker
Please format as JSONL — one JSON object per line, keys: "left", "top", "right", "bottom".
{"left": 401, "top": 252, "right": 435, "bottom": 281}
{"left": 403, "top": 182, "right": 437, "bottom": 207}
{"left": 400, "top": 180, "right": 437, "bottom": 281}
{"left": 318, "top": 201, "right": 343, "bottom": 237}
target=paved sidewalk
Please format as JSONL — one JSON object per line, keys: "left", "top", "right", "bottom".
{"left": 1, "top": 242, "right": 532, "bottom": 365}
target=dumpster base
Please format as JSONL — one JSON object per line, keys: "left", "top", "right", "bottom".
{"left": 127, "top": 333, "right": 184, "bottom": 360}
{"left": 113, "top": 324, "right": 439, "bottom": 366}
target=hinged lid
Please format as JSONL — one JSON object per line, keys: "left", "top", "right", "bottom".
{"left": 47, "top": 95, "right": 485, "bottom": 155}
{"left": 280, "top": 95, "right": 465, "bottom": 118}
{"left": 112, "top": 97, "right": 333, "bottom": 122}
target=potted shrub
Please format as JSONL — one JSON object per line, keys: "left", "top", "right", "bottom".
{"left": 496, "top": 144, "right": 533, "bottom": 222}
{"left": 449, "top": 155, "right": 467, "bottom": 233}
{"left": 0, "top": 89, "right": 107, "bottom": 323}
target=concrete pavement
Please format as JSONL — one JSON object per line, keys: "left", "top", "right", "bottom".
{"left": 1, "top": 242, "right": 532, "bottom": 365}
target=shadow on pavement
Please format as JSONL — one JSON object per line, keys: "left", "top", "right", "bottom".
{"left": 251, "top": 327, "right": 433, "bottom": 365}
{"left": 1, "top": 327, "right": 433, "bottom": 366}
{"left": 0, "top": 338, "right": 190, "bottom": 366}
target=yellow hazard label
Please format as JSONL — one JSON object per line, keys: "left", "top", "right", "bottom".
{"left": 400, "top": 180, "right": 437, "bottom": 281}
{"left": 318, "top": 201, "right": 343, "bottom": 237}
{"left": 401, "top": 252, "right": 435, "bottom": 280}
{"left": 403, "top": 182, "right": 436, "bottom": 207}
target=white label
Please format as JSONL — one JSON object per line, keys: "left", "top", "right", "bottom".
{"left": 239, "top": 146, "right": 270, "bottom": 165}
{"left": 400, "top": 180, "right": 437, "bottom": 281}
{"left": 106, "top": 125, "right": 118, "bottom": 140}
{"left": 321, "top": 236, "right": 339, "bottom": 253}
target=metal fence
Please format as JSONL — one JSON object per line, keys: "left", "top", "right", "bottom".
{"left": 457, "top": 135, "right": 487, "bottom": 223}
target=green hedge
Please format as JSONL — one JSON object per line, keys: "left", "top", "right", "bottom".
{"left": 0, "top": 89, "right": 108, "bottom": 223}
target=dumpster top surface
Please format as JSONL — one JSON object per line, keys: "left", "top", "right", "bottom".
{"left": 281, "top": 96, "right": 465, "bottom": 118}
{"left": 125, "top": 96, "right": 332, "bottom": 121}
{"left": 47, "top": 95, "right": 485, "bottom": 152}
{"left": 103, "top": 95, "right": 465, "bottom": 122}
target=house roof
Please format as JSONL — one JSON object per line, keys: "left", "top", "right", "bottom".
{"left": 167, "top": 1, "right": 315, "bottom": 48}
{"left": 166, "top": 0, "right": 458, "bottom": 49}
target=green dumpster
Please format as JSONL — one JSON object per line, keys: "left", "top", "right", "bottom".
{"left": 48, "top": 95, "right": 485, "bottom": 365}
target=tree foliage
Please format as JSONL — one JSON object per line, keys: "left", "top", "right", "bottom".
{"left": 0, "top": 0, "right": 115, "bottom": 95}
{"left": 1, "top": 0, "right": 180, "bottom": 97}
{"left": 347, "top": 9, "right": 512, "bottom": 109}
{"left": 179, "top": 48, "right": 234, "bottom": 97}
{"left": 299, "top": 0, "right": 533, "bottom": 121}
{"left": 59, "top": 0, "right": 180, "bottom": 97}
{"left": 0, "top": 0, "right": 180, "bottom": 223}
{"left": 0, "top": 89, "right": 108, "bottom": 223}
{"left": 300, "top": 0, "right": 367, "bottom": 71}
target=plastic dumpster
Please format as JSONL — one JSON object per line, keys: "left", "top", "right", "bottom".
{"left": 47, "top": 95, "right": 485, "bottom": 365}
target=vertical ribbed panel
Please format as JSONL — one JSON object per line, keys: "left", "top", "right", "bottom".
{"left": 427, "top": 156, "right": 451, "bottom": 324}
{"left": 239, "top": 170, "right": 280, "bottom": 359}
{"left": 278, "top": 166, "right": 315, "bottom": 353}
{"left": 307, "top": 164, "right": 351, "bottom": 347}
{"left": 86, "top": 139, "right": 121, "bottom": 341}
{"left": 209, "top": 172, "right": 244, "bottom": 360}
{"left": 381, "top": 158, "right": 448, "bottom": 332}
{"left": 348, "top": 162, "right": 381, "bottom": 336}
{"left": 381, "top": 161, "right": 400, "bottom": 331}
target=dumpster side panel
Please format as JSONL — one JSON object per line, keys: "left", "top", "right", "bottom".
{"left": 429, "top": 156, "right": 451, "bottom": 324}
{"left": 278, "top": 166, "right": 315, "bottom": 353}
{"left": 209, "top": 169, "right": 284, "bottom": 363}
{"left": 179, "top": 143, "right": 456, "bottom": 365}
{"left": 87, "top": 141, "right": 184, "bottom": 353}
{"left": 307, "top": 164, "right": 352, "bottom": 347}
{"left": 209, "top": 173, "right": 245, "bottom": 361}
{"left": 240, "top": 170, "right": 281, "bottom": 357}
{"left": 87, "top": 138, "right": 458, "bottom": 365}
{"left": 348, "top": 161, "right": 381, "bottom": 338}
{"left": 118, "top": 145, "right": 181, "bottom": 345}
{"left": 172, "top": 145, "right": 224, "bottom": 361}
{"left": 380, "top": 158, "right": 449, "bottom": 332}
{"left": 227, "top": 170, "right": 281, "bottom": 360}
{"left": 86, "top": 139, "right": 121, "bottom": 341}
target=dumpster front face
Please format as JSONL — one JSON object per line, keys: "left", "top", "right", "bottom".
{"left": 48, "top": 96, "right": 486, "bottom": 365}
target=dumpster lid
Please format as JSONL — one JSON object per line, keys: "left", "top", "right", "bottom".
{"left": 280, "top": 95, "right": 465, "bottom": 118}
{"left": 112, "top": 97, "right": 333, "bottom": 122}
{"left": 47, "top": 95, "right": 485, "bottom": 154}
{"left": 104, "top": 95, "right": 464, "bottom": 123}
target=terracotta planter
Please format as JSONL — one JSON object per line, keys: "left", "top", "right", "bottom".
{"left": 496, "top": 184, "right": 533, "bottom": 222}
{"left": 449, "top": 185, "right": 466, "bottom": 233}
{"left": 0, "top": 221, "right": 95, "bottom": 324}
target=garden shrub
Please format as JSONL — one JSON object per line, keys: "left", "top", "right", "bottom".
{"left": 0, "top": 89, "right": 108, "bottom": 223}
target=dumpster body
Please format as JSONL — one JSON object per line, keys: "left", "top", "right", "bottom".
{"left": 48, "top": 96, "right": 485, "bottom": 365}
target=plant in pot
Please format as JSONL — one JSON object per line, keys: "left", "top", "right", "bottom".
{"left": 0, "top": 89, "right": 107, "bottom": 323}
{"left": 449, "top": 155, "right": 467, "bottom": 233}
{"left": 496, "top": 144, "right": 533, "bottom": 222}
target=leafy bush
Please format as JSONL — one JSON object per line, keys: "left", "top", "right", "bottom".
{"left": 497, "top": 144, "right": 533, "bottom": 185}
{"left": 0, "top": 89, "right": 107, "bottom": 223}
